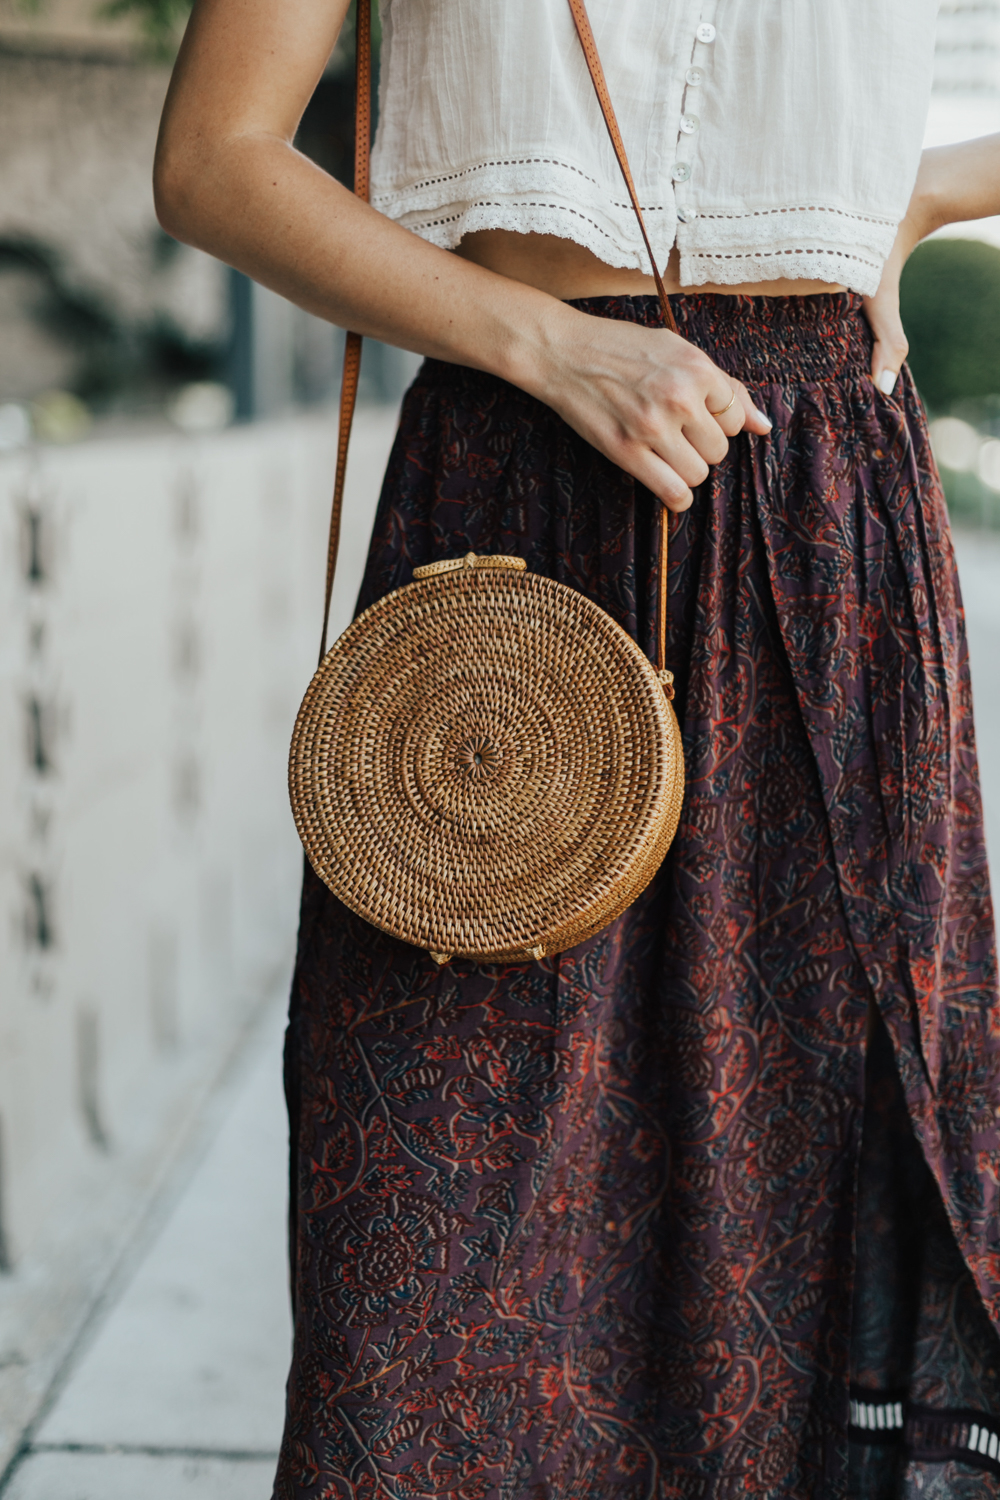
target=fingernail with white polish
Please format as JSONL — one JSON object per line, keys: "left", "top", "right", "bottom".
{"left": 754, "top": 406, "right": 772, "bottom": 429}
{"left": 878, "top": 369, "right": 898, "bottom": 395}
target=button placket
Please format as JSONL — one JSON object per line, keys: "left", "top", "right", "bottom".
{"left": 673, "top": 9, "right": 717, "bottom": 227}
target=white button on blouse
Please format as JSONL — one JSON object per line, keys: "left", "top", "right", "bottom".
{"left": 370, "top": 0, "right": 940, "bottom": 295}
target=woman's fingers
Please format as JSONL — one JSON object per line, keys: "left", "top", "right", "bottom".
{"left": 872, "top": 328, "right": 908, "bottom": 393}
{"left": 630, "top": 448, "right": 695, "bottom": 512}
{"left": 683, "top": 407, "right": 731, "bottom": 466}
{"left": 621, "top": 376, "right": 772, "bottom": 511}
{"left": 706, "top": 378, "right": 772, "bottom": 437}
{"left": 706, "top": 379, "right": 741, "bottom": 424}
{"left": 865, "top": 292, "right": 908, "bottom": 392}
{"left": 710, "top": 395, "right": 743, "bottom": 436}
{"left": 861, "top": 222, "right": 914, "bottom": 392}
{"left": 731, "top": 379, "right": 772, "bottom": 435}
{"left": 701, "top": 377, "right": 772, "bottom": 440}
{"left": 683, "top": 377, "right": 770, "bottom": 461}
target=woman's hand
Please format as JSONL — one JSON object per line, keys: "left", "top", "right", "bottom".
{"left": 862, "top": 213, "right": 923, "bottom": 394}
{"left": 863, "top": 134, "right": 1000, "bottom": 393}
{"left": 529, "top": 308, "right": 772, "bottom": 511}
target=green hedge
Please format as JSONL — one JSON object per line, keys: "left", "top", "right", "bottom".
{"left": 900, "top": 237, "right": 1000, "bottom": 415}
{"left": 900, "top": 237, "right": 1000, "bottom": 527}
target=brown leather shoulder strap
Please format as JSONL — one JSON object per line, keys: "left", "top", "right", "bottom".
{"left": 567, "top": 0, "right": 677, "bottom": 680}
{"left": 566, "top": 0, "right": 678, "bottom": 336}
{"left": 319, "top": 0, "right": 372, "bottom": 664}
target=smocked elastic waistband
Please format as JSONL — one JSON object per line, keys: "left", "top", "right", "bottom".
{"left": 659, "top": 291, "right": 873, "bottom": 384}
{"left": 417, "top": 291, "right": 874, "bottom": 394}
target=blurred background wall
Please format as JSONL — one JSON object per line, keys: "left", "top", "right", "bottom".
{"left": 1, "top": 0, "right": 1000, "bottom": 1487}
{"left": 0, "top": 0, "right": 416, "bottom": 1476}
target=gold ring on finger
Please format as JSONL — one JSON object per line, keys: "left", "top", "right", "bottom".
{"left": 709, "top": 389, "right": 737, "bottom": 418}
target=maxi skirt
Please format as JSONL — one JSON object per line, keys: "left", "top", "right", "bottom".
{"left": 274, "top": 294, "right": 1000, "bottom": 1500}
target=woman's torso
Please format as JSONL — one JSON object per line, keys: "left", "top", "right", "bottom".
{"left": 371, "top": 0, "right": 939, "bottom": 300}
{"left": 454, "top": 230, "right": 846, "bottom": 301}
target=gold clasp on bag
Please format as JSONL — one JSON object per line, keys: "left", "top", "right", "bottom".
{"left": 413, "top": 552, "right": 527, "bottom": 581}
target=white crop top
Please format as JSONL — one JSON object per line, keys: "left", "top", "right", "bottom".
{"left": 369, "top": 0, "right": 939, "bottom": 296}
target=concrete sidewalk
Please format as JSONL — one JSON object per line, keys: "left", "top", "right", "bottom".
{"left": 3, "top": 526, "right": 1000, "bottom": 1500}
{"left": 2, "top": 1001, "right": 291, "bottom": 1499}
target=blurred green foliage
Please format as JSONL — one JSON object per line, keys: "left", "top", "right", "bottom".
{"left": 901, "top": 237, "right": 1000, "bottom": 529}
{"left": 91, "top": 0, "right": 380, "bottom": 62}
{"left": 0, "top": 237, "right": 223, "bottom": 408}
{"left": 16, "top": 0, "right": 379, "bottom": 62}
{"left": 900, "top": 238, "right": 1000, "bottom": 414}
{"left": 98, "top": 0, "right": 192, "bottom": 58}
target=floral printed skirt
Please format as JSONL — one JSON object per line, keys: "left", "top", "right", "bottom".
{"left": 274, "top": 294, "right": 1000, "bottom": 1500}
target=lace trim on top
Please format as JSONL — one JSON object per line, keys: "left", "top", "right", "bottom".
{"left": 390, "top": 205, "right": 889, "bottom": 297}
{"left": 680, "top": 202, "right": 897, "bottom": 257}
{"left": 689, "top": 203, "right": 896, "bottom": 230}
{"left": 374, "top": 157, "right": 897, "bottom": 296}
{"left": 371, "top": 153, "right": 670, "bottom": 221}
{"left": 374, "top": 154, "right": 602, "bottom": 201}
{"left": 394, "top": 201, "right": 647, "bottom": 263}
{"left": 678, "top": 247, "right": 884, "bottom": 295}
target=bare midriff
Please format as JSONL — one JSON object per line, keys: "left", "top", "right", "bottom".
{"left": 455, "top": 229, "right": 847, "bottom": 300}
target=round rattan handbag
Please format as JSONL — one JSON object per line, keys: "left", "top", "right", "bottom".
{"left": 289, "top": 0, "right": 686, "bottom": 966}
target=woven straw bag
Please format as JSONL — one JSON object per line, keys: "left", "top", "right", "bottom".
{"left": 289, "top": 0, "right": 686, "bottom": 965}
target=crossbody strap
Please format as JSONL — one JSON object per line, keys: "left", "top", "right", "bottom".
{"left": 318, "top": 0, "right": 372, "bottom": 663}
{"left": 319, "top": 0, "right": 677, "bottom": 682}
{"left": 565, "top": 0, "right": 677, "bottom": 680}
{"left": 565, "top": 0, "right": 678, "bottom": 338}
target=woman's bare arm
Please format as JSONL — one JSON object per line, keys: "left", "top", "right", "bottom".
{"left": 864, "top": 134, "right": 1000, "bottom": 391}
{"left": 154, "top": 0, "right": 770, "bottom": 512}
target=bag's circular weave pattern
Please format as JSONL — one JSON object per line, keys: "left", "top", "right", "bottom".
{"left": 289, "top": 554, "right": 685, "bottom": 963}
